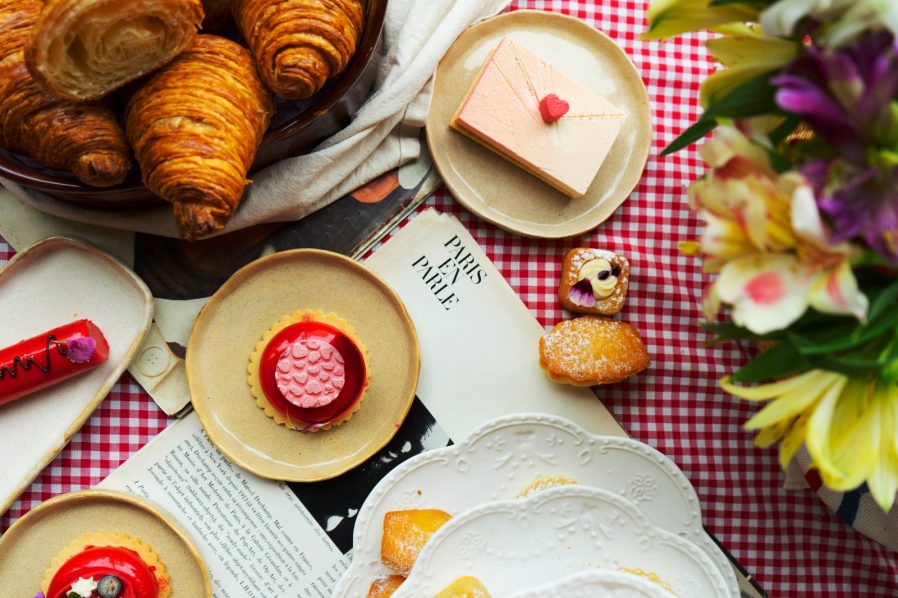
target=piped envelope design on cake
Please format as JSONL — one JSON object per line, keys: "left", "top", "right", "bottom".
{"left": 451, "top": 37, "right": 625, "bottom": 198}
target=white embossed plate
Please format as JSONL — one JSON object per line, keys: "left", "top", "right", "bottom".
{"left": 392, "top": 486, "right": 733, "bottom": 597}
{"left": 508, "top": 570, "right": 674, "bottom": 598}
{"left": 333, "top": 413, "right": 738, "bottom": 597}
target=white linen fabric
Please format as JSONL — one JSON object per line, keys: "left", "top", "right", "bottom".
{"left": 1, "top": 0, "right": 511, "bottom": 238}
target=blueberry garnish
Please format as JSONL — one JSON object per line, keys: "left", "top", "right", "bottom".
{"left": 97, "top": 575, "right": 124, "bottom": 598}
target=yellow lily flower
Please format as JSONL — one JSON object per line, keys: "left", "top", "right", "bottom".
{"left": 724, "top": 372, "right": 898, "bottom": 512}
{"left": 644, "top": 0, "right": 759, "bottom": 40}
{"left": 701, "top": 25, "right": 799, "bottom": 108}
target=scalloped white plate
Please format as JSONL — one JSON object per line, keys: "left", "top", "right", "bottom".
{"left": 392, "top": 486, "right": 733, "bottom": 597}
{"left": 333, "top": 413, "right": 738, "bottom": 597}
{"left": 508, "top": 570, "right": 673, "bottom": 598}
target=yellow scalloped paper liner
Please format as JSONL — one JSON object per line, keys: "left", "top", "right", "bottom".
{"left": 41, "top": 531, "right": 171, "bottom": 597}
{"left": 247, "top": 310, "right": 370, "bottom": 432}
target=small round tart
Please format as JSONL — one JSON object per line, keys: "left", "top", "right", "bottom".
{"left": 248, "top": 310, "right": 369, "bottom": 432}
{"left": 41, "top": 532, "right": 170, "bottom": 598}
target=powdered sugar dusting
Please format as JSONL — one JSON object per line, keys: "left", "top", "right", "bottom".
{"left": 539, "top": 317, "right": 649, "bottom": 384}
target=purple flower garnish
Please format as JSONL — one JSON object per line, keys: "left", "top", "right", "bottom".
{"left": 773, "top": 30, "right": 898, "bottom": 262}
{"left": 568, "top": 279, "right": 596, "bottom": 307}
{"left": 66, "top": 337, "right": 96, "bottom": 364}
{"left": 34, "top": 593, "right": 45, "bottom": 598}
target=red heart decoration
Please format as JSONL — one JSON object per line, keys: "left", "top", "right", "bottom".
{"left": 539, "top": 94, "right": 570, "bottom": 123}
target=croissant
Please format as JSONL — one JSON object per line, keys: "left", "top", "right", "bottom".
{"left": 125, "top": 35, "right": 274, "bottom": 239}
{"left": 0, "top": 0, "right": 131, "bottom": 187}
{"left": 25, "top": 0, "right": 204, "bottom": 100}
{"left": 234, "top": 0, "right": 364, "bottom": 99}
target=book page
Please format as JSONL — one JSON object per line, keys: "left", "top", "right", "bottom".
{"left": 365, "top": 209, "right": 626, "bottom": 439}
{"left": 100, "top": 413, "right": 350, "bottom": 597}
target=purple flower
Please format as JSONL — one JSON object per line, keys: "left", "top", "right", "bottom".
{"left": 65, "top": 337, "right": 97, "bottom": 364}
{"left": 34, "top": 593, "right": 45, "bottom": 598}
{"left": 772, "top": 30, "right": 898, "bottom": 262}
{"left": 567, "top": 279, "right": 596, "bottom": 307}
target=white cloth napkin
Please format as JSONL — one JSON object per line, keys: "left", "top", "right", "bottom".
{"left": 1, "top": 0, "right": 511, "bottom": 238}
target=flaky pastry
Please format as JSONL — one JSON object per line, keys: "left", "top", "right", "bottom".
{"left": 125, "top": 34, "right": 274, "bottom": 239}
{"left": 25, "top": 0, "right": 204, "bottom": 100}
{"left": 234, "top": 0, "right": 364, "bottom": 99}
{"left": 0, "top": 0, "right": 131, "bottom": 187}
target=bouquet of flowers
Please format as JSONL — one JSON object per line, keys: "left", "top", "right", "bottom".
{"left": 645, "top": 0, "right": 898, "bottom": 511}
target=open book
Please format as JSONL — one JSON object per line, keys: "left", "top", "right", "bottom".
{"left": 100, "top": 210, "right": 764, "bottom": 597}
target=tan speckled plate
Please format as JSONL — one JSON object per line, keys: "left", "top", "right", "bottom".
{"left": 187, "top": 249, "right": 419, "bottom": 482}
{"left": 0, "top": 237, "right": 154, "bottom": 516}
{"left": 427, "top": 10, "right": 652, "bottom": 238}
{"left": 0, "top": 489, "right": 211, "bottom": 596}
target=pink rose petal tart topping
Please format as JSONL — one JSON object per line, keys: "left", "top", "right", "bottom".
{"left": 275, "top": 338, "right": 346, "bottom": 408}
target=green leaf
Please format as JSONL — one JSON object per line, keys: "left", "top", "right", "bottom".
{"left": 808, "top": 354, "right": 885, "bottom": 377}
{"left": 703, "top": 75, "right": 778, "bottom": 119}
{"left": 868, "top": 278, "right": 898, "bottom": 321}
{"left": 731, "top": 341, "right": 812, "bottom": 383}
{"left": 661, "top": 117, "right": 718, "bottom": 156}
{"left": 795, "top": 309, "right": 898, "bottom": 355}
{"left": 661, "top": 74, "right": 779, "bottom": 156}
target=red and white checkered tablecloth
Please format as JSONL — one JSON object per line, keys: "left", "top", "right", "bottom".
{"left": 3, "top": 0, "right": 898, "bottom": 594}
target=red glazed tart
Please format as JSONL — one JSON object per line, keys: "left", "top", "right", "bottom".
{"left": 40, "top": 532, "right": 170, "bottom": 598}
{"left": 249, "top": 311, "right": 369, "bottom": 431}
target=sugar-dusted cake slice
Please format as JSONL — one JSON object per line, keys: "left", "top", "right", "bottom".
{"left": 451, "top": 37, "right": 625, "bottom": 198}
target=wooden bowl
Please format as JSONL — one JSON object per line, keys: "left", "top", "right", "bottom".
{"left": 0, "top": 0, "right": 388, "bottom": 208}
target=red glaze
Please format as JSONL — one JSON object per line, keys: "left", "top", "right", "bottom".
{"left": 259, "top": 321, "right": 367, "bottom": 426}
{"left": 0, "top": 319, "right": 109, "bottom": 405}
{"left": 46, "top": 546, "right": 159, "bottom": 598}
{"left": 539, "top": 93, "right": 570, "bottom": 123}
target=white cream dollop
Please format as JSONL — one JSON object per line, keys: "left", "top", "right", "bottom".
{"left": 578, "top": 258, "right": 617, "bottom": 299}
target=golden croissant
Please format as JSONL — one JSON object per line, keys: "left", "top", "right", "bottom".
{"left": 234, "top": 0, "right": 364, "bottom": 99}
{"left": 0, "top": 0, "right": 131, "bottom": 187}
{"left": 125, "top": 34, "right": 274, "bottom": 239}
{"left": 25, "top": 0, "right": 204, "bottom": 100}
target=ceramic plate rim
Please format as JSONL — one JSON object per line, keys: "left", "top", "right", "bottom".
{"left": 427, "top": 9, "right": 653, "bottom": 239}
{"left": 395, "top": 485, "right": 735, "bottom": 597}
{"left": 0, "top": 488, "right": 212, "bottom": 596}
{"left": 186, "top": 248, "right": 421, "bottom": 482}
{"left": 0, "top": 237, "right": 154, "bottom": 515}
{"left": 334, "top": 412, "right": 737, "bottom": 596}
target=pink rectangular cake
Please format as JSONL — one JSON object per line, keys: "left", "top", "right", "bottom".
{"left": 451, "top": 37, "right": 625, "bottom": 198}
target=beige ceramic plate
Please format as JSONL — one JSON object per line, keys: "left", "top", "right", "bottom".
{"left": 187, "top": 249, "right": 420, "bottom": 482}
{"left": 0, "top": 489, "right": 211, "bottom": 596}
{"left": 0, "top": 237, "right": 153, "bottom": 515}
{"left": 427, "top": 10, "right": 652, "bottom": 238}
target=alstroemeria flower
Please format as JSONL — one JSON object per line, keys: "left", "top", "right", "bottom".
{"left": 645, "top": 0, "right": 759, "bottom": 40}
{"left": 712, "top": 252, "right": 866, "bottom": 333}
{"left": 760, "top": 0, "right": 898, "bottom": 46}
{"left": 724, "top": 371, "right": 898, "bottom": 512}
{"left": 773, "top": 31, "right": 898, "bottom": 262}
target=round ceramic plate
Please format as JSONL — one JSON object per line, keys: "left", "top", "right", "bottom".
{"left": 332, "top": 413, "right": 737, "bottom": 597}
{"left": 392, "top": 486, "right": 735, "bottom": 597}
{"left": 0, "top": 489, "right": 211, "bottom": 596}
{"left": 427, "top": 10, "right": 652, "bottom": 238}
{"left": 187, "top": 249, "right": 420, "bottom": 482}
